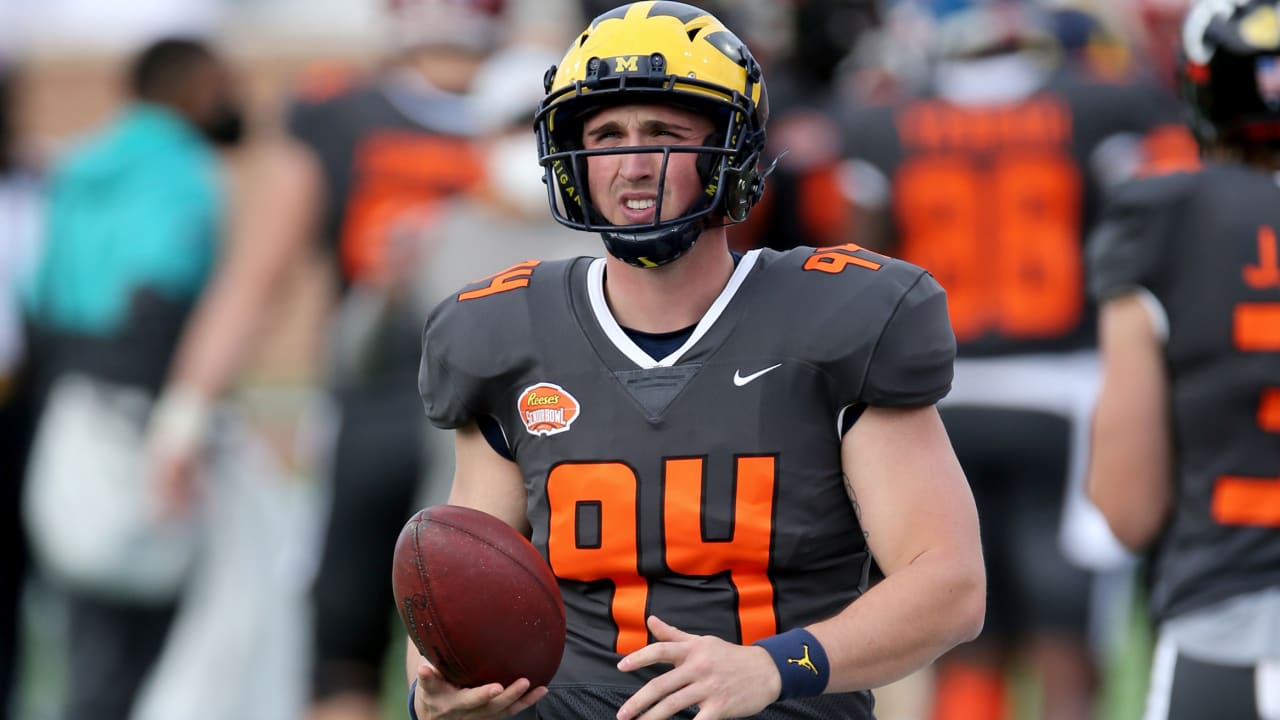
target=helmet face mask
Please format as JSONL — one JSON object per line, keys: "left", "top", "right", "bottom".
{"left": 1181, "top": 0, "right": 1280, "bottom": 147}
{"left": 534, "top": 1, "right": 769, "bottom": 268}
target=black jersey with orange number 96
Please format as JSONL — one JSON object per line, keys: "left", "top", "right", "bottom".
{"left": 1089, "top": 165, "right": 1280, "bottom": 624}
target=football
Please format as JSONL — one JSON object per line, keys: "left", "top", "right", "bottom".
{"left": 393, "top": 504, "right": 566, "bottom": 688}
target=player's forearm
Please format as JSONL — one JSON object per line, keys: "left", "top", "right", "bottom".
{"left": 148, "top": 244, "right": 296, "bottom": 460}
{"left": 1088, "top": 295, "right": 1172, "bottom": 550}
{"left": 166, "top": 270, "right": 274, "bottom": 400}
{"left": 808, "top": 545, "right": 985, "bottom": 693}
{"left": 166, "top": 138, "right": 321, "bottom": 402}
{"left": 1087, "top": 406, "right": 1172, "bottom": 551}
{"left": 1087, "top": 369, "right": 1171, "bottom": 550}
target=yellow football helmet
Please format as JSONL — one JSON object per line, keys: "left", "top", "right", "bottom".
{"left": 534, "top": 1, "right": 770, "bottom": 268}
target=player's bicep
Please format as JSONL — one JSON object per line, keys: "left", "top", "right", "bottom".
{"left": 448, "top": 421, "right": 529, "bottom": 536}
{"left": 841, "top": 405, "right": 981, "bottom": 577}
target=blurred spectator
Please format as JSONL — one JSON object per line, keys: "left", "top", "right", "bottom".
{"left": 1087, "top": 0, "right": 1280, "bottom": 716}
{"left": 840, "top": 1, "right": 1199, "bottom": 718}
{"left": 0, "top": 57, "right": 44, "bottom": 720}
{"left": 1131, "top": 0, "right": 1193, "bottom": 92}
{"left": 19, "top": 37, "right": 243, "bottom": 720}
{"left": 836, "top": 1, "right": 936, "bottom": 109}
{"left": 144, "top": 3, "right": 579, "bottom": 720}
{"left": 1048, "top": 1, "right": 1135, "bottom": 82}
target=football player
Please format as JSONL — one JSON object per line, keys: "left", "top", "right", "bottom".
{"left": 408, "top": 2, "right": 985, "bottom": 719}
{"left": 1087, "top": 0, "right": 1280, "bottom": 717}
{"left": 839, "top": 2, "right": 1201, "bottom": 717}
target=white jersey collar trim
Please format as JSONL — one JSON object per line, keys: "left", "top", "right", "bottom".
{"left": 586, "top": 249, "right": 762, "bottom": 369}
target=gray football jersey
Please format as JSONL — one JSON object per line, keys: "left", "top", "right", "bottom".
{"left": 1089, "top": 166, "right": 1280, "bottom": 623}
{"left": 420, "top": 246, "right": 955, "bottom": 718}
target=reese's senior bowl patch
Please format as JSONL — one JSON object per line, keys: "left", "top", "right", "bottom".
{"left": 518, "top": 383, "right": 580, "bottom": 436}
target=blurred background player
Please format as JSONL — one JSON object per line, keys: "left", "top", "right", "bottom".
{"left": 20, "top": 36, "right": 243, "bottom": 720}
{"left": 404, "top": 42, "right": 604, "bottom": 689}
{"left": 143, "top": 3, "right": 581, "bottom": 720}
{"left": 283, "top": 16, "right": 494, "bottom": 717}
{"left": 1087, "top": 0, "right": 1280, "bottom": 716}
{"left": 839, "top": 1, "right": 1199, "bottom": 718}
{"left": 0, "top": 56, "right": 44, "bottom": 720}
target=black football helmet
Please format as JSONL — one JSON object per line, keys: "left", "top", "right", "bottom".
{"left": 1182, "top": 0, "right": 1280, "bottom": 145}
{"left": 534, "top": 1, "right": 770, "bottom": 268}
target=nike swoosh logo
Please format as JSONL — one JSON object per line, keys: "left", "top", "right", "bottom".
{"left": 733, "top": 363, "right": 782, "bottom": 387}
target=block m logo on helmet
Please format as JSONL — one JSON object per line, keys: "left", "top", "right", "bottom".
{"left": 613, "top": 55, "right": 639, "bottom": 73}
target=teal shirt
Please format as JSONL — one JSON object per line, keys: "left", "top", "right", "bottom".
{"left": 26, "top": 103, "right": 222, "bottom": 333}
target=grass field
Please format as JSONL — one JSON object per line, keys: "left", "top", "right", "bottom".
{"left": 16, "top": 586, "right": 1153, "bottom": 720}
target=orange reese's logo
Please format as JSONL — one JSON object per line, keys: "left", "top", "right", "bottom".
{"left": 518, "top": 383, "right": 581, "bottom": 437}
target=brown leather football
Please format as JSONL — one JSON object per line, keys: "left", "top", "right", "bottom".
{"left": 393, "top": 504, "right": 566, "bottom": 688}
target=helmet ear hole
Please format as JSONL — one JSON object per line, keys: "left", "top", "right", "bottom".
{"left": 722, "top": 167, "right": 756, "bottom": 223}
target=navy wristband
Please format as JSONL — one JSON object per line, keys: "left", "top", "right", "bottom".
{"left": 408, "top": 678, "right": 420, "bottom": 720}
{"left": 753, "top": 628, "right": 830, "bottom": 701}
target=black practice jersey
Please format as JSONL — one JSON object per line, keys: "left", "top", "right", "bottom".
{"left": 846, "top": 71, "right": 1193, "bottom": 356}
{"left": 287, "top": 81, "right": 483, "bottom": 285}
{"left": 419, "top": 245, "right": 956, "bottom": 718}
{"left": 1089, "top": 165, "right": 1280, "bottom": 623}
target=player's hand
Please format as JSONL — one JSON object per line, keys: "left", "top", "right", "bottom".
{"left": 143, "top": 385, "right": 214, "bottom": 520}
{"left": 414, "top": 663, "right": 547, "bottom": 720}
{"left": 616, "top": 615, "right": 782, "bottom": 720}
{"left": 147, "top": 443, "right": 203, "bottom": 519}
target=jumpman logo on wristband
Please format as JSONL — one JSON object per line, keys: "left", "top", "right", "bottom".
{"left": 787, "top": 644, "right": 819, "bottom": 675}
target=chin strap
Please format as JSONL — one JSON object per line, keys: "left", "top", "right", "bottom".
{"left": 601, "top": 216, "right": 706, "bottom": 268}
